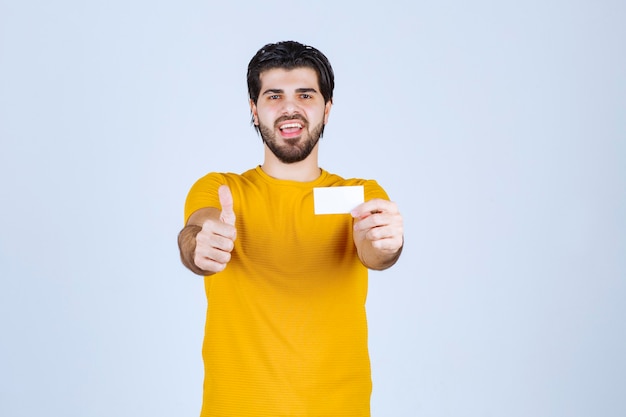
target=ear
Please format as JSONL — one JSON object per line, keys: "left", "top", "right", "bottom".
{"left": 323, "top": 100, "right": 332, "bottom": 125}
{"left": 250, "top": 99, "right": 259, "bottom": 125}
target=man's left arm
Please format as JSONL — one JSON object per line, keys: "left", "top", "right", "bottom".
{"left": 351, "top": 199, "right": 404, "bottom": 270}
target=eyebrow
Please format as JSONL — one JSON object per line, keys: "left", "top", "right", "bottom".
{"left": 262, "top": 87, "right": 319, "bottom": 95}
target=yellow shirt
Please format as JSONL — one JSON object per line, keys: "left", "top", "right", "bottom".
{"left": 184, "top": 166, "right": 389, "bottom": 417}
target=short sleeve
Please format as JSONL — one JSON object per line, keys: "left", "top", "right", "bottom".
{"left": 363, "top": 179, "right": 389, "bottom": 202}
{"left": 183, "top": 172, "right": 227, "bottom": 224}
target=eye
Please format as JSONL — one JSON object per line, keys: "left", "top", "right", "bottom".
{"left": 269, "top": 94, "right": 280, "bottom": 100}
{"left": 300, "top": 93, "right": 312, "bottom": 99}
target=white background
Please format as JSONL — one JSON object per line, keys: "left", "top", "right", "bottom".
{"left": 1, "top": 1, "right": 624, "bottom": 416}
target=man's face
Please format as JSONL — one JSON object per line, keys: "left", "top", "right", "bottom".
{"left": 250, "top": 67, "right": 332, "bottom": 164}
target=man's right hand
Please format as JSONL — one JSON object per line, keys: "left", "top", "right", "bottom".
{"left": 194, "top": 185, "right": 237, "bottom": 273}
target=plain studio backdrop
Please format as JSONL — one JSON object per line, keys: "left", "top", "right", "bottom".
{"left": 1, "top": 1, "right": 624, "bottom": 416}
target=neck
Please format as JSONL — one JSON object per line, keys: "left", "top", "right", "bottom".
{"left": 261, "top": 145, "right": 321, "bottom": 182}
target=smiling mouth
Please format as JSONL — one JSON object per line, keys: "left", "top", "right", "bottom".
{"left": 280, "top": 122, "right": 303, "bottom": 130}
{"left": 278, "top": 121, "right": 305, "bottom": 138}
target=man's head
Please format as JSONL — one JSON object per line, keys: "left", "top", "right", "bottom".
{"left": 246, "top": 41, "right": 335, "bottom": 164}
{"left": 247, "top": 41, "right": 335, "bottom": 129}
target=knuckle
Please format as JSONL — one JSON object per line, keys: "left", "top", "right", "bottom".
{"left": 367, "top": 228, "right": 381, "bottom": 241}
{"left": 194, "top": 255, "right": 210, "bottom": 270}
{"left": 371, "top": 239, "right": 386, "bottom": 250}
{"left": 201, "top": 219, "right": 215, "bottom": 231}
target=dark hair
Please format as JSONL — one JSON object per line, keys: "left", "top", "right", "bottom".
{"left": 247, "top": 41, "right": 335, "bottom": 106}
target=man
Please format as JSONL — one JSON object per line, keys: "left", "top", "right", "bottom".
{"left": 178, "top": 40, "right": 404, "bottom": 417}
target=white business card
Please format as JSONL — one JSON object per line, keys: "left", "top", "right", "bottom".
{"left": 313, "top": 186, "right": 364, "bottom": 215}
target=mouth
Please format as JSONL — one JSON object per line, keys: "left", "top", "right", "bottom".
{"left": 278, "top": 120, "right": 305, "bottom": 138}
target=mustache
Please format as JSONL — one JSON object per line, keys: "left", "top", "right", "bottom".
{"left": 274, "top": 114, "right": 308, "bottom": 127}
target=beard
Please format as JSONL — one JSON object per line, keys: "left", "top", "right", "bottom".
{"left": 258, "top": 114, "right": 325, "bottom": 164}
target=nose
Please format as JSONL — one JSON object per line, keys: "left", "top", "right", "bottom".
{"left": 280, "top": 96, "right": 300, "bottom": 116}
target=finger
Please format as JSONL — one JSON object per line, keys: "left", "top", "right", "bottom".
{"left": 354, "top": 211, "right": 402, "bottom": 232}
{"left": 218, "top": 185, "right": 236, "bottom": 226}
{"left": 197, "top": 244, "right": 232, "bottom": 264}
{"left": 196, "top": 230, "right": 235, "bottom": 253}
{"left": 354, "top": 212, "right": 388, "bottom": 231}
{"left": 369, "top": 236, "right": 404, "bottom": 252}
{"left": 351, "top": 199, "right": 398, "bottom": 219}
{"left": 360, "top": 225, "right": 399, "bottom": 246}
{"left": 194, "top": 253, "right": 229, "bottom": 273}
{"left": 200, "top": 219, "right": 236, "bottom": 241}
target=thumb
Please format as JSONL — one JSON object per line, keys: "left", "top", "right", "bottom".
{"left": 218, "top": 185, "right": 236, "bottom": 226}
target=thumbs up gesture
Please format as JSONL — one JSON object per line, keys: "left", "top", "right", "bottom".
{"left": 218, "top": 185, "right": 236, "bottom": 226}
{"left": 193, "top": 185, "right": 237, "bottom": 274}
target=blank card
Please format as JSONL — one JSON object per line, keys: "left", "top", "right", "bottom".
{"left": 313, "top": 186, "right": 364, "bottom": 215}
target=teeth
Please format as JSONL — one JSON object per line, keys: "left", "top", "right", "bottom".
{"left": 280, "top": 123, "right": 302, "bottom": 130}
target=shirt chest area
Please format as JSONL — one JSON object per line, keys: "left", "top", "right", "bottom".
{"left": 232, "top": 186, "right": 355, "bottom": 260}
